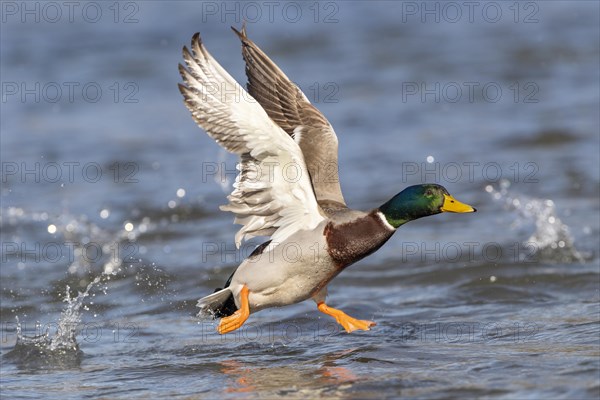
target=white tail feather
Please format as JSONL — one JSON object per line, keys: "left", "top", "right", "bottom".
{"left": 196, "top": 288, "right": 233, "bottom": 317}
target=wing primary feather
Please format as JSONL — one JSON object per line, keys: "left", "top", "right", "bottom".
{"left": 231, "top": 26, "right": 347, "bottom": 208}
{"left": 179, "top": 32, "right": 325, "bottom": 247}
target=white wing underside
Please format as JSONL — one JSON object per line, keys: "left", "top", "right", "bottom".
{"left": 179, "top": 34, "right": 325, "bottom": 247}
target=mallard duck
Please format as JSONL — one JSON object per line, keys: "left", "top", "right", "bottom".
{"left": 178, "top": 27, "right": 476, "bottom": 334}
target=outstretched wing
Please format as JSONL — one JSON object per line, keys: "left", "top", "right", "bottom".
{"left": 178, "top": 33, "right": 325, "bottom": 247}
{"left": 232, "top": 26, "right": 346, "bottom": 211}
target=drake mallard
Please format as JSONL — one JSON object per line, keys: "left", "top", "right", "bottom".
{"left": 178, "top": 27, "right": 476, "bottom": 334}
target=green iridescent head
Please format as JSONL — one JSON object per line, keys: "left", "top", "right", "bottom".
{"left": 379, "top": 184, "right": 476, "bottom": 228}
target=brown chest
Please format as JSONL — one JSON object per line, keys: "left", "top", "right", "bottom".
{"left": 324, "top": 211, "right": 395, "bottom": 269}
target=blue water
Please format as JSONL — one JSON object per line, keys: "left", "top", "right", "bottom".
{"left": 1, "top": 1, "right": 599, "bottom": 398}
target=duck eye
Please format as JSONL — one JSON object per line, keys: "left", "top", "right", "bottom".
{"left": 425, "top": 189, "right": 433, "bottom": 196}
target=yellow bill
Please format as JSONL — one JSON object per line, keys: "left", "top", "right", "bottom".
{"left": 441, "top": 194, "right": 477, "bottom": 213}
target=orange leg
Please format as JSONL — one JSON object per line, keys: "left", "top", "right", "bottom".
{"left": 317, "top": 302, "right": 376, "bottom": 333}
{"left": 218, "top": 285, "right": 250, "bottom": 334}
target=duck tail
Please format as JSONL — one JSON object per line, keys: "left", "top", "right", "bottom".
{"left": 197, "top": 287, "right": 237, "bottom": 319}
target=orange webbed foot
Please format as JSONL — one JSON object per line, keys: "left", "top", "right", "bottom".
{"left": 218, "top": 285, "right": 250, "bottom": 334}
{"left": 317, "top": 302, "right": 376, "bottom": 333}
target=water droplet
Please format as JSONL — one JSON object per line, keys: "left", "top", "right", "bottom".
{"left": 47, "top": 224, "right": 57, "bottom": 234}
{"left": 168, "top": 200, "right": 176, "bottom": 209}
{"left": 124, "top": 222, "right": 134, "bottom": 232}
{"left": 485, "top": 185, "right": 494, "bottom": 193}
{"left": 489, "top": 276, "right": 497, "bottom": 282}
{"left": 100, "top": 209, "right": 110, "bottom": 219}
{"left": 558, "top": 240, "right": 565, "bottom": 248}
{"left": 176, "top": 188, "right": 186, "bottom": 198}
{"left": 548, "top": 216, "right": 556, "bottom": 224}
{"left": 426, "top": 155, "right": 435, "bottom": 163}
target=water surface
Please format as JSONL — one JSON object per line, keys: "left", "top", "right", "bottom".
{"left": 1, "top": 2, "right": 599, "bottom": 398}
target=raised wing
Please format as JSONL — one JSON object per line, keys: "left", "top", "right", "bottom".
{"left": 232, "top": 26, "right": 346, "bottom": 211}
{"left": 178, "top": 33, "right": 325, "bottom": 247}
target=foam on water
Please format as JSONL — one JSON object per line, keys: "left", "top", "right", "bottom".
{"left": 486, "top": 180, "right": 586, "bottom": 263}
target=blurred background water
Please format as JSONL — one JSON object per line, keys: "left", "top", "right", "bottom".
{"left": 1, "top": 1, "right": 599, "bottom": 398}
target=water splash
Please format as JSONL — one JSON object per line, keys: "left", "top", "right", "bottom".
{"left": 5, "top": 319, "right": 82, "bottom": 370}
{"left": 6, "top": 275, "right": 110, "bottom": 369}
{"left": 487, "top": 180, "right": 585, "bottom": 263}
{"left": 49, "top": 277, "right": 102, "bottom": 350}
{"left": 3, "top": 208, "right": 150, "bottom": 369}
